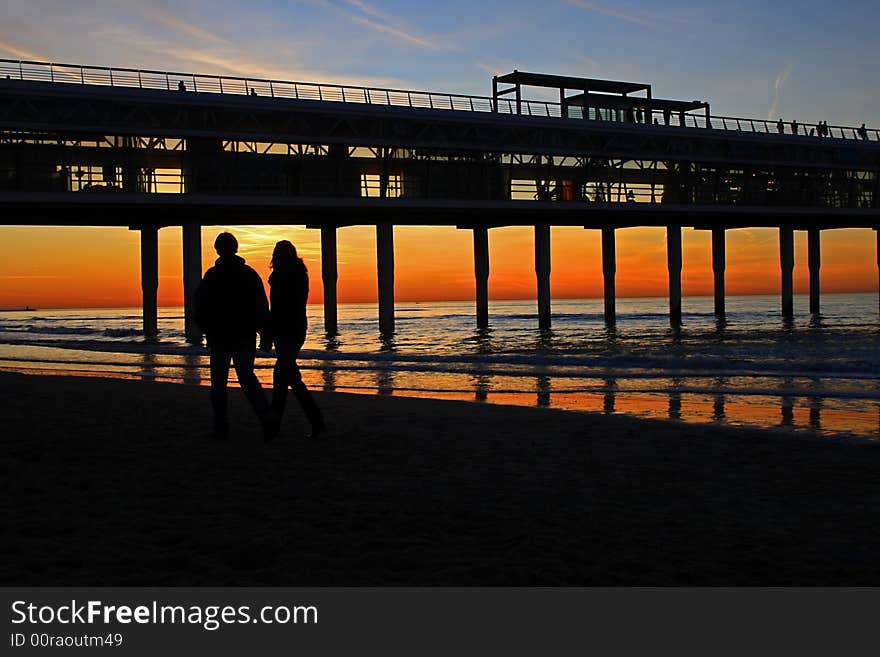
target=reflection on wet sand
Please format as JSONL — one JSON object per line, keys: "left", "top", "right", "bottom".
{"left": 182, "top": 353, "right": 200, "bottom": 385}
{"left": 140, "top": 353, "right": 157, "bottom": 381}
{"left": 473, "top": 372, "right": 490, "bottom": 402}
{"left": 376, "top": 368, "right": 394, "bottom": 396}
{"left": 537, "top": 374, "right": 551, "bottom": 407}
{"left": 322, "top": 367, "right": 337, "bottom": 392}
{"left": 603, "top": 377, "right": 616, "bottom": 414}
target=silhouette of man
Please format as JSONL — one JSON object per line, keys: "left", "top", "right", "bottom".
{"left": 178, "top": 80, "right": 186, "bottom": 92}
{"left": 857, "top": 123, "right": 869, "bottom": 140}
{"left": 196, "top": 232, "right": 272, "bottom": 440}
{"left": 791, "top": 119, "right": 798, "bottom": 135}
{"left": 777, "top": 118, "right": 784, "bottom": 134}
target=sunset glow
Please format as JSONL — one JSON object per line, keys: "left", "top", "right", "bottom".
{"left": 1, "top": 225, "right": 876, "bottom": 309}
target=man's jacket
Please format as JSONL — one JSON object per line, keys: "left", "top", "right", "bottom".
{"left": 195, "top": 255, "right": 268, "bottom": 346}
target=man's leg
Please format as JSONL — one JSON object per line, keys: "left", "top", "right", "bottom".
{"left": 231, "top": 345, "right": 269, "bottom": 416}
{"left": 209, "top": 347, "right": 232, "bottom": 437}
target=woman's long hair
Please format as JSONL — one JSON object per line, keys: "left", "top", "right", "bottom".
{"left": 270, "top": 240, "right": 307, "bottom": 273}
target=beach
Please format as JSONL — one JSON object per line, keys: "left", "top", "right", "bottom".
{"left": 2, "top": 370, "right": 879, "bottom": 585}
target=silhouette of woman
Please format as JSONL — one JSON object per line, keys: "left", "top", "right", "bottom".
{"left": 261, "top": 240, "right": 325, "bottom": 439}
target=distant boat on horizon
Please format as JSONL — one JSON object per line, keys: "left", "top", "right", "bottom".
{"left": 1, "top": 305, "right": 37, "bottom": 312}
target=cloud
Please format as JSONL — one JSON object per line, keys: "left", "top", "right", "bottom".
{"left": 348, "top": 14, "right": 440, "bottom": 49}
{"left": 567, "top": 0, "right": 692, "bottom": 29}
{"left": 767, "top": 64, "right": 793, "bottom": 120}
{"left": 0, "top": 37, "right": 47, "bottom": 62}
{"left": 90, "top": 24, "right": 402, "bottom": 87}
{"left": 307, "top": 0, "right": 444, "bottom": 50}
{"left": 127, "top": 0, "right": 228, "bottom": 45}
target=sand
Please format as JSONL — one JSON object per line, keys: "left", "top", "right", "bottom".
{"left": 2, "top": 370, "right": 879, "bottom": 585}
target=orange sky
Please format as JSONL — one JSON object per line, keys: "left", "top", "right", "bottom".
{"left": 0, "top": 225, "right": 877, "bottom": 309}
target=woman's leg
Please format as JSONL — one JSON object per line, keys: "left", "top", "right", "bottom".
{"left": 277, "top": 336, "right": 324, "bottom": 429}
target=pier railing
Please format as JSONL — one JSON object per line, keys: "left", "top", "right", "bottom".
{"left": 2, "top": 58, "right": 879, "bottom": 143}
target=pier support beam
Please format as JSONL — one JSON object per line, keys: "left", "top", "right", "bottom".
{"left": 667, "top": 225, "right": 682, "bottom": 328}
{"left": 140, "top": 225, "right": 159, "bottom": 341}
{"left": 321, "top": 225, "right": 338, "bottom": 335}
{"left": 808, "top": 228, "right": 821, "bottom": 315}
{"left": 535, "top": 223, "right": 551, "bottom": 329}
{"left": 376, "top": 221, "right": 395, "bottom": 334}
{"left": 473, "top": 226, "right": 490, "bottom": 329}
{"left": 602, "top": 227, "right": 616, "bottom": 325}
{"left": 779, "top": 225, "right": 795, "bottom": 317}
{"left": 712, "top": 228, "right": 726, "bottom": 319}
{"left": 182, "top": 223, "right": 202, "bottom": 344}
{"left": 876, "top": 228, "right": 880, "bottom": 315}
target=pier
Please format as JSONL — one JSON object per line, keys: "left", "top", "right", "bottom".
{"left": 1, "top": 60, "right": 878, "bottom": 339}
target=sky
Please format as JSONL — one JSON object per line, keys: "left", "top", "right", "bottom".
{"left": 1, "top": 0, "right": 878, "bottom": 308}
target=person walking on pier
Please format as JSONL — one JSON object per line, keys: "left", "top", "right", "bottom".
{"left": 260, "top": 240, "right": 325, "bottom": 441}
{"left": 857, "top": 123, "right": 869, "bottom": 140}
{"left": 776, "top": 118, "right": 785, "bottom": 134}
{"left": 791, "top": 119, "right": 798, "bottom": 135}
{"left": 196, "top": 232, "right": 273, "bottom": 440}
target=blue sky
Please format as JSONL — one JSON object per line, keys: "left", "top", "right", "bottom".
{"left": 1, "top": 0, "right": 878, "bottom": 126}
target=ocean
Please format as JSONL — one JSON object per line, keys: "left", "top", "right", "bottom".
{"left": 1, "top": 293, "right": 878, "bottom": 438}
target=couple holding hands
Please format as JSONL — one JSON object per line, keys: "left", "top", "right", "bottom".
{"left": 195, "top": 232, "right": 324, "bottom": 442}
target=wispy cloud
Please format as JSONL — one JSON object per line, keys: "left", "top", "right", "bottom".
{"left": 91, "top": 24, "right": 401, "bottom": 87}
{"left": 307, "top": 0, "right": 444, "bottom": 50}
{"left": 567, "top": 0, "right": 692, "bottom": 29}
{"left": 767, "top": 64, "right": 793, "bottom": 119}
{"left": 128, "top": 0, "right": 228, "bottom": 45}
{"left": 0, "top": 37, "right": 46, "bottom": 61}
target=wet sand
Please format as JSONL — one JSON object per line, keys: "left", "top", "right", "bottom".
{"left": 2, "top": 370, "right": 879, "bottom": 585}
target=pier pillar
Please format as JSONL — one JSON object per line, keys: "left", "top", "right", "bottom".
{"left": 140, "top": 225, "right": 159, "bottom": 341}
{"left": 876, "top": 228, "right": 880, "bottom": 315}
{"left": 535, "top": 223, "right": 551, "bottom": 329}
{"left": 712, "top": 228, "right": 726, "bottom": 319}
{"left": 473, "top": 226, "right": 490, "bottom": 329}
{"left": 779, "top": 225, "right": 795, "bottom": 317}
{"left": 667, "top": 225, "right": 682, "bottom": 327}
{"left": 808, "top": 228, "right": 821, "bottom": 315}
{"left": 602, "top": 227, "right": 616, "bottom": 325}
{"left": 321, "top": 225, "right": 338, "bottom": 335}
{"left": 376, "top": 221, "right": 395, "bottom": 334}
{"left": 182, "top": 223, "right": 202, "bottom": 344}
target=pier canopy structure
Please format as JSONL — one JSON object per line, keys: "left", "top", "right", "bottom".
{"left": 0, "top": 59, "right": 878, "bottom": 340}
